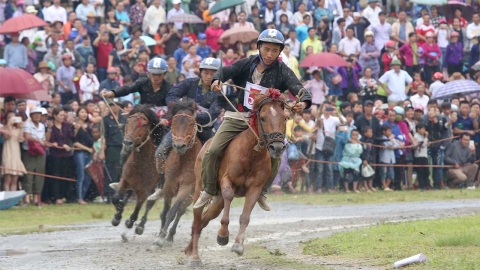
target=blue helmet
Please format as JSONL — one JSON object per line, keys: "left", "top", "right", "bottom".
{"left": 147, "top": 57, "right": 167, "bottom": 74}
{"left": 0, "top": 59, "right": 6, "bottom": 66}
{"left": 393, "top": 106, "right": 404, "bottom": 115}
{"left": 199, "top": 57, "right": 221, "bottom": 71}
{"left": 257, "top": 29, "right": 285, "bottom": 51}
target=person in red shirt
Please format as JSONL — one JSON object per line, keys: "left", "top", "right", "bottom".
{"left": 415, "top": 14, "right": 435, "bottom": 46}
{"left": 448, "top": 8, "right": 468, "bottom": 28}
{"left": 205, "top": 17, "right": 224, "bottom": 53}
{"left": 93, "top": 31, "right": 114, "bottom": 82}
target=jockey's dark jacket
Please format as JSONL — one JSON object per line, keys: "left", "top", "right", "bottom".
{"left": 112, "top": 77, "right": 173, "bottom": 107}
{"left": 166, "top": 77, "right": 222, "bottom": 126}
{"left": 212, "top": 55, "right": 312, "bottom": 112}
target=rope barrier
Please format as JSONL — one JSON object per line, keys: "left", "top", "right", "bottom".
{"left": 0, "top": 166, "right": 76, "bottom": 182}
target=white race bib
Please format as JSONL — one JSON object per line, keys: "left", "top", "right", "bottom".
{"left": 243, "top": 82, "right": 269, "bottom": 110}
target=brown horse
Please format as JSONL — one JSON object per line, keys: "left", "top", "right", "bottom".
{"left": 185, "top": 90, "right": 288, "bottom": 267}
{"left": 152, "top": 98, "right": 201, "bottom": 248}
{"left": 111, "top": 105, "right": 166, "bottom": 235}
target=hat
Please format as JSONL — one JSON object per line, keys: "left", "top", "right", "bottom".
{"left": 87, "top": 11, "right": 96, "bottom": 18}
{"left": 433, "top": 72, "right": 444, "bottom": 80}
{"left": 385, "top": 40, "right": 396, "bottom": 48}
{"left": 108, "top": 98, "right": 122, "bottom": 106}
{"left": 267, "top": 0, "right": 276, "bottom": 3}
{"left": 172, "top": 0, "right": 181, "bottom": 4}
{"left": 364, "top": 100, "right": 374, "bottom": 107}
{"left": 38, "top": 61, "right": 49, "bottom": 69}
{"left": 374, "top": 109, "right": 384, "bottom": 116}
{"left": 107, "top": 67, "right": 117, "bottom": 74}
{"left": 198, "top": 33, "right": 206, "bottom": 39}
{"left": 62, "top": 54, "right": 72, "bottom": 60}
{"left": 364, "top": 31, "right": 374, "bottom": 37}
{"left": 451, "top": 31, "right": 460, "bottom": 37}
{"left": 368, "top": 0, "right": 379, "bottom": 3}
{"left": 425, "top": 32, "right": 434, "bottom": 38}
{"left": 181, "top": 37, "right": 190, "bottom": 43}
{"left": 379, "top": 103, "right": 389, "bottom": 110}
{"left": 25, "top": 5, "right": 38, "bottom": 14}
{"left": 439, "top": 18, "right": 447, "bottom": 24}
{"left": 390, "top": 59, "right": 402, "bottom": 66}
{"left": 29, "top": 107, "right": 43, "bottom": 115}
{"left": 414, "top": 105, "right": 424, "bottom": 112}
{"left": 451, "top": 104, "right": 459, "bottom": 112}
{"left": 404, "top": 104, "right": 414, "bottom": 111}
{"left": 17, "top": 0, "right": 25, "bottom": 5}
{"left": 40, "top": 108, "right": 48, "bottom": 115}
{"left": 353, "top": 12, "right": 361, "bottom": 17}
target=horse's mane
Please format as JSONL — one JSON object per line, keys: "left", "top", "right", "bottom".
{"left": 169, "top": 97, "right": 196, "bottom": 117}
{"left": 129, "top": 104, "right": 166, "bottom": 142}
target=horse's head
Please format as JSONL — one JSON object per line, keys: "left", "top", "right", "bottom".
{"left": 124, "top": 105, "right": 161, "bottom": 152}
{"left": 169, "top": 98, "right": 197, "bottom": 155}
{"left": 251, "top": 89, "right": 287, "bottom": 158}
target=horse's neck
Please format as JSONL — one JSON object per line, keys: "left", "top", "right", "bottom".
{"left": 134, "top": 140, "right": 156, "bottom": 161}
{"left": 242, "top": 129, "right": 268, "bottom": 158}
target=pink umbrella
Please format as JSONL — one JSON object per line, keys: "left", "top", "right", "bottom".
{"left": 12, "top": 89, "right": 52, "bottom": 101}
{"left": 299, "top": 52, "right": 348, "bottom": 68}
{"left": 0, "top": 68, "right": 44, "bottom": 95}
{"left": 0, "top": 14, "right": 47, "bottom": 34}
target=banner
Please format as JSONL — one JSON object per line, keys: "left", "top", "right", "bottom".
{"left": 243, "top": 82, "right": 269, "bottom": 110}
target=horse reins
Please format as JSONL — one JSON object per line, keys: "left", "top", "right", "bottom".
{"left": 124, "top": 113, "right": 162, "bottom": 152}
{"left": 171, "top": 113, "right": 198, "bottom": 150}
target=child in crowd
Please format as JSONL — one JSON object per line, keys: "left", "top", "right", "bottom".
{"left": 339, "top": 129, "right": 363, "bottom": 193}
{"left": 379, "top": 124, "right": 399, "bottom": 191}
{"left": 181, "top": 60, "right": 196, "bottom": 79}
{"left": 92, "top": 124, "right": 104, "bottom": 162}
{"left": 413, "top": 123, "right": 431, "bottom": 190}
{"left": 409, "top": 72, "right": 426, "bottom": 96}
{"left": 360, "top": 126, "right": 376, "bottom": 192}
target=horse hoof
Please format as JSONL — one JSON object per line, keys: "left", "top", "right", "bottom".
{"left": 231, "top": 243, "right": 244, "bottom": 256}
{"left": 135, "top": 226, "right": 144, "bottom": 235}
{"left": 190, "top": 259, "right": 203, "bottom": 268}
{"left": 125, "top": 220, "right": 134, "bottom": 229}
{"left": 217, "top": 234, "right": 229, "bottom": 246}
{"left": 111, "top": 218, "right": 120, "bottom": 227}
{"left": 153, "top": 237, "right": 163, "bottom": 247}
{"left": 163, "top": 239, "right": 173, "bottom": 248}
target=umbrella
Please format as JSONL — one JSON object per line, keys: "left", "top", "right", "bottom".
{"left": 12, "top": 89, "right": 52, "bottom": 102}
{"left": 209, "top": 0, "right": 245, "bottom": 15}
{"left": 439, "top": 1, "right": 475, "bottom": 21}
{"left": 299, "top": 53, "right": 348, "bottom": 68}
{"left": 0, "top": 68, "right": 44, "bottom": 95}
{"left": 85, "top": 160, "right": 105, "bottom": 199}
{"left": 0, "top": 14, "right": 47, "bottom": 34}
{"left": 219, "top": 27, "right": 259, "bottom": 44}
{"left": 168, "top": 14, "right": 204, "bottom": 24}
{"left": 123, "top": 36, "right": 156, "bottom": 48}
{"left": 409, "top": 0, "right": 447, "bottom": 4}
{"left": 432, "top": 80, "right": 480, "bottom": 99}
{"left": 0, "top": 191, "right": 26, "bottom": 210}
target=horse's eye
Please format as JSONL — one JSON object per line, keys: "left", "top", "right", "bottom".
{"left": 260, "top": 117, "right": 266, "bottom": 122}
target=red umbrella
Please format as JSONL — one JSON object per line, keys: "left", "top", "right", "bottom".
{"left": 0, "top": 68, "right": 44, "bottom": 95}
{"left": 299, "top": 52, "right": 348, "bottom": 68}
{"left": 11, "top": 89, "right": 52, "bottom": 101}
{"left": 85, "top": 160, "right": 105, "bottom": 199}
{"left": 0, "top": 14, "right": 48, "bottom": 34}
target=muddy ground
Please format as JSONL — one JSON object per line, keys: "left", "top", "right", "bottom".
{"left": 1, "top": 199, "right": 480, "bottom": 270}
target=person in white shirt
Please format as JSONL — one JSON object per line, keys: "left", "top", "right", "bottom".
{"left": 143, "top": 0, "right": 166, "bottom": 36}
{"left": 363, "top": 0, "right": 382, "bottom": 26}
{"left": 262, "top": 0, "right": 276, "bottom": 24}
{"left": 333, "top": 6, "right": 352, "bottom": 31}
{"left": 233, "top": 11, "right": 254, "bottom": 29}
{"left": 275, "top": 0, "right": 293, "bottom": 25}
{"left": 378, "top": 59, "right": 413, "bottom": 106}
{"left": 285, "top": 30, "right": 301, "bottom": 58}
{"left": 466, "top": 13, "right": 480, "bottom": 50}
{"left": 44, "top": 0, "right": 67, "bottom": 24}
{"left": 167, "top": 0, "right": 185, "bottom": 30}
{"left": 371, "top": 12, "right": 391, "bottom": 51}
{"left": 293, "top": 3, "right": 312, "bottom": 27}
{"left": 323, "top": 0, "right": 343, "bottom": 19}
{"left": 79, "top": 63, "right": 100, "bottom": 102}
{"left": 410, "top": 84, "right": 429, "bottom": 113}
{"left": 339, "top": 26, "right": 361, "bottom": 58}
{"left": 427, "top": 72, "right": 445, "bottom": 101}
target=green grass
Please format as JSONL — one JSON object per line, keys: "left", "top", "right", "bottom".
{"left": 303, "top": 215, "right": 480, "bottom": 270}
{"left": 245, "top": 244, "right": 325, "bottom": 270}
{"left": 1, "top": 189, "right": 480, "bottom": 235}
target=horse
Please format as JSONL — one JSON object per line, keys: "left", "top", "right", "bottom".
{"left": 184, "top": 89, "right": 288, "bottom": 267}
{"left": 152, "top": 98, "right": 201, "bottom": 248}
{"left": 110, "top": 104, "right": 166, "bottom": 236}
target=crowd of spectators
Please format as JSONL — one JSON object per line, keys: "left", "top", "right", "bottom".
{"left": 1, "top": 0, "right": 480, "bottom": 205}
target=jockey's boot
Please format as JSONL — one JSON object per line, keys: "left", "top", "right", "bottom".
{"left": 193, "top": 191, "right": 214, "bottom": 209}
{"left": 109, "top": 182, "right": 119, "bottom": 191}
{"left": 147, "top": 174, "right": 165, "bottom": 201}
{"left": 257, "top": 194, "right": 271, "bottom": 211}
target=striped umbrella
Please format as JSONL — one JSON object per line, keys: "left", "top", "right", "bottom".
{"left": 409, "top": 0, "right": 447, "bottom": 4}
{"left": 168, "top": 14, "right": 204, "bottom": 24}
{"left": 432, "top": 80, "right": 480, "bottom": 99}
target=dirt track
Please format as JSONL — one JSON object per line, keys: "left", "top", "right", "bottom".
{"left": 1, "top": 199, "right": 480, "bottom": 270}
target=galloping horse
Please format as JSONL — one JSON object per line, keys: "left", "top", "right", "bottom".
{"left": 152, "top": 98, "right": 201, "bottom": 247}
{"left": 185, "top": 90, "right": 288, "bottom": 267}
{"left": 111, "top": 105, "right": 166, "bottom": 235}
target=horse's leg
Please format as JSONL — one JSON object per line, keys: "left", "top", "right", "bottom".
{"left": 125, "top": 191, "right": 145, "bottom": 229}
{"left": 111, "top": 182, "right": 129, "bottom": 226}
{"left": 231, "top": 187, "right": 262, "bottom": 256}
{"left": 164, "top": 190, "right": 194, "bottom": 246}
{"left": 159, "top": 195, "right": 172, "bottom": 237}
{"left": 217, "top": 176, "right": 234, "bottom": 246}
{"left": 186, "top": 195, "right": 224, "bottom": 268}
{"left": 135, "top": 196, "right": 156, "bottom": 235}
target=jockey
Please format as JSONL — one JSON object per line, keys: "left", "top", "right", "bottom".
{"left": 193, "top": 29, "right": 312, "bottom": 211}
{"left": 147, "top": 57, "right": 223, "bottom": 201}
{"left": 100, "top": 57, "right": 173, "bottom": 144}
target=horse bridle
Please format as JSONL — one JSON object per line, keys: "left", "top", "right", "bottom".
{"left": 171, "top": 113, "right": 197, "bottom": 150}
{"left": 124, "top": 113, "right": 161, "bottom": 152}
{"left": 253, "top": 97, "right": 286, "bottom": 149}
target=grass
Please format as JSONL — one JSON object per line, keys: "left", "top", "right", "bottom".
{"left": 303, "top": 215, "right": 480, "bottom": 270}
{"left": 1, "top": 189, "right": 480, "bottom": 235}
{"left": 245, "top": 244, "right": 325, "bottom": 270}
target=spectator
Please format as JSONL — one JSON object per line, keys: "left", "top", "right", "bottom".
{"left": 129, "top": 0, "right": 147, "bottom": 29}
{"left": 453, "top": 100, "right": 478, "bottom": 136}
{"left": 391, "top": 11, "right": 414, "bottom": 48}
{"left": 45, "top": 108, "right": 73, "bottom": 204}
{"left": 339, "top": 26, "right": 360, "bottom": 58}
{"left": 56, "top": 54, "right": 77, "bottom": 103}
{"left": 105, "top": 7, "right": 124, "bottom": 44}
{"left": 44, "top": 0, "right": 67, "bottom": 24}
{"left": 363, "top": 0, "right": 382, "bottom": 26}
{"left": 99, "top": 67, "right": 120, "bottom": 94}
{"left": 293, "top": 3, "right": 312, "bottom": 27}
{"left": 73, "top": 106, "right": 94, "bottom": 204}
{"left": 194, "top": 0, "right": 207, "bottom": 33}
{"left": 93, "top": 30, "right": 113, "bottom": 82}
{"left": 34, "top": 61, "right": 55, "bottom": 94}
{"left": 413, "top": 122, "right": 430, "bottom": 190}
{"left": 448, "top": 7, "right": 468, "bottom": 28}
{"left": 450, "top": 17, "right": 468, "bottom": 50}
{"left": 75, "top": 0, "right": 95, "bottom": 23}
{"left": 182, "top": 24, "right": 198, "bottom": 44}
{"left": 371, "top": 12, "right": 391, "bottom": 52}
{"left": 317, "top": 19, "right": 331, "bottom": 48}
{"left": 174, "top": 37, "right": 190, "bottom": 70}
{"left": 359, "top": 31, "right": 380, "bottom": 79}
{"left": 304, "top": 70, "right": 327, "bottom": 116}
{"left": 314, "top": 0, "right": 333, "bottom": 22}
{"left": 429, "top": 6, "right": 445, "bottom": 29}
{"left": 260, "top": 0, "right": 276, "bottom": 26}
{"left": 301, "top": 27, "right": 322, "bottom": 57}
{"left": 116, "top": 1, "right": 131, "bottom": 40}
{"left": 277, "top": 14, "right": 294, "bottom": 38}
{"left": 196, "top": 33, "right": 212, "bottom": 60}
{"left": 410, "top": 84, "right": 429, "bottom": 113}
{"left": 444, "top": 31, "right": 464, "bottom": 76}
{"left": 63, "top": 11, "right": 77, "bottom": 38}
{"left": 4, "top": 32, "right": 27, "bottom": 69}
{"left": 339, "top": 128, "right": 363, "bottom": 193}
{"left": 379, "top": 124, "right": 398, "bottom": 191}
{"left": 416, "top": 14, "right": 436, "bottom": 46}
{"left": 205, "top": 18, "right": 224, "bottom": 53}
{"left": 332, "top": 18, "right": 345, "bottom": 46}
{"left": 295, "top": 15, "right": 311, "bottom": 43}
{"left": 378, "top": 59, "right": 413, "bottom": 107}
{"left": 322, "top": 0, "right": 342, "bottom": 22}
{"left": 84, "top": 11, "right": 100, "bottom": 42}
{"left": 234, "top": 10, "right": 255, "bottom": 29}
{"left": 43, "top": 42, "right": 62, "bottom": 71}
{"left": 167, "top": 0, "right": 185, "bottom": 30}
{"left": 22, "top": 107, "right": 47, "bottom": 206}
{"left": 285, "top": 30, "right": 301, "bottom": 58}
{"left": 350, "top": 12, "right": 370, "bottom": 45}
{"left": 360, "top": 126, "right": 376, "bottom": 192}
{"left": 63, "top": 39, "right": 82, "bottom": 68}
{"left": 76, "top": 35, "right": 95, "bottom": 69}
{"left": 2, "top": 111, "right": 26, "bottom": 191}
{"left": 358, "top": 67, "right": 378, "bottom": 102}
{"left": 338, "top": 56, "right": 361, "bottom": 100}
{"left": 79, "top": 63, "right": 100, "bottom": 102}
{"left": 165, "top": 56, "right": 180, "bottom": 84}
{"left": 428, "top": 72, "right": 444, "bottom": 98}
{"left": 445, "top": 133, "right": 477, "bottom": 189}
{"left": 333, "top": 6, "right": 353, "bottom": 31}
{"left": 143, "top": 0, "right": 166, "bottom": 37}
